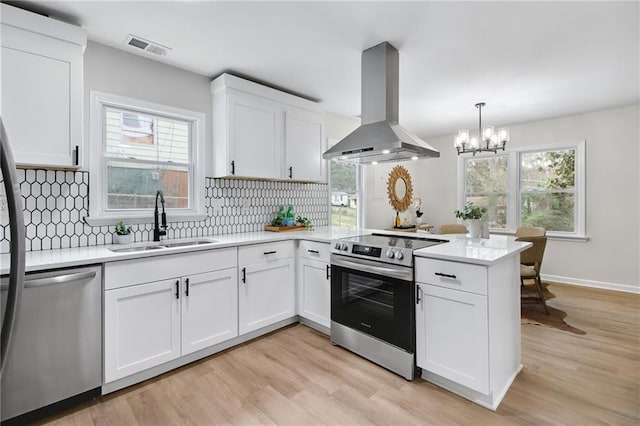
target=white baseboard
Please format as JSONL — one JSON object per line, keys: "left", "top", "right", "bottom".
{"left": 541, "top": 273, "right": 640, "bottom": 294}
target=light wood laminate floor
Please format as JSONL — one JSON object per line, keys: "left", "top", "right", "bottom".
{"left": 40, "top": 283, "right": 639, "bottom": 425}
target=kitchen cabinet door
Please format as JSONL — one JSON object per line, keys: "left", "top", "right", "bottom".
{"left": 104, "top": 278, "right": 181, "bottom": 383}
{"left": 1, "top": 4, "right": 85, "bottom": 168}
{"left": 223, "top": 91, "right": 283, "bottom": 179}
{"left": 238, "top": 258, "right": 295, "bottom": 335}
{"left": 416, "top": 283, "right": 489, "bottom": 394}
{"left": 181, "top": 268, "right": 238, "bottom": 355}
{"left": 298, "top": 258, "right": 330, "bottom": 328}
{"left": 285, "top": 109, "right": 325, "bottom": 182}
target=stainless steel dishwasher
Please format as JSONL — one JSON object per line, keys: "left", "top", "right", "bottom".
{"left": 1, "top": 265, "right": 102, "bottom": 424}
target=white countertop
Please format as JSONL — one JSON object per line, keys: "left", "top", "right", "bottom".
{"left": 0, "top": 226, "right": 368, "bottom": 275}
{"left": 414, "top": 234, "right": 531, "bottom": 266}
{"left": 0, "top": 228, "right": 530, "bottom": 274}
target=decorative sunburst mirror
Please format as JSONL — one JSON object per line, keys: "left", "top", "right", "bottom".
{"left": 387, "top": 165, "right": 413, "bottom": 212}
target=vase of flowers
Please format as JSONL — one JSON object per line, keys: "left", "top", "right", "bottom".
{"left": 114, "top": 221, "right": 133, "bottom": 244}
{"left": 454, "top": 203, "right": 487, "bottom": 238}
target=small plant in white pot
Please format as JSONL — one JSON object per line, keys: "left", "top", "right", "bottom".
{"left": 114, "top": 221, "right": 133, "bottom": 245}
{"left": 454, "top": 203, "right": 487, "bottom": 238}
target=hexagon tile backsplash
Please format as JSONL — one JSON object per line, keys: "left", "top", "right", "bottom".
{"left": 0, "top": 169, "right": 329, "bottom": 253}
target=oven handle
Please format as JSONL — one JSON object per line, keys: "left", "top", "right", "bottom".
{"left": 330, "top": 256, "right": 413, "bottom": 282}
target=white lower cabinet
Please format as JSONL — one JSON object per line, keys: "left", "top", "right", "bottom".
{"left": 104, "top": 248, "right": 238, "bottom": 383}
{"left": 297, "top": 241, "right": 331, "bottom": 329}
{"left": 238, "top": 241, "right": 295, "bottom": 335}
{"left": 181, "top": 268, "right": 238, "bottom": 355}
{"left": 104, "top": 278, "right": 181, "bottom": 382}
{"left": 416, "top": 283, "right": 489, "bottom": 393}
{"left": 415, "top": 255, "right": 521, "bottom": 410}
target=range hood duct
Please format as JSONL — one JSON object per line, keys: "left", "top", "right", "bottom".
{"left": 323, "top": 42, "right": 439, "bottom": 164}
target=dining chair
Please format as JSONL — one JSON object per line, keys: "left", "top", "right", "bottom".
{"left": 515, "top": 226, "right": 546, "bottom": 238}
{"left": 516, "top": 235, "right": 549, "bottom": 314}
{"left": 439, "top": 224, "right": 467, "bottom": 234}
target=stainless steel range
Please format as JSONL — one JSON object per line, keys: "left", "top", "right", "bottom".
{"left": 330, "top": 233, "right": 446, "bottom": 380}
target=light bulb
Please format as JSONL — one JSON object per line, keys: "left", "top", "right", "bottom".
{"left": 411, "top": 156, "right": 418, "bottom": 161}
{"left": 458, "top": 129, "right": 469, "bottom": 145}
{"left": 483, "top": 125, "right": 494, "bottom": 142}
{"left": 498, "top": 128, "right": 509, "bottom": 143}
{"left": 372, "top": 161, "right": 378, "bottom": 165}
{"left": 469, "top": 135, "right": 479, "bottom": 149}
{"left": 490, "top": 134, "right": 498, "bottom": 148}
{"left": 382, "top": 149, "right": 390, "bottom": 154}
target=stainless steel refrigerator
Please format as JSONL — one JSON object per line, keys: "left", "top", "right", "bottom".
{"left": 0, "top": 116, "right": 26, "bottom": 420}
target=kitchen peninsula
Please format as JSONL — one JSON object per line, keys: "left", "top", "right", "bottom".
{"left": 414, "top": 234, "right": 530, "bottom": 409}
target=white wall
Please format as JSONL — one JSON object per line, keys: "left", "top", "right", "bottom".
{"left": 323, "top": 112, "right": 359, "bottom": 144}
{"left": 365, "top": 105, "right": 639, "bottom": 292}
{"left": 83, "top": 41, "right": 212, "bottom": 172}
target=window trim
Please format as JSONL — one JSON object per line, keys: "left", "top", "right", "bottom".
{"left": 458, "top": 140, "right": 586, "bottom": 239}
{"left": 88, "top": 91, "right": 206, "bottom": 225}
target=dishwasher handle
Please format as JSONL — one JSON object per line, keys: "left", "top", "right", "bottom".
{"left": 1, "top": 270, "right": 96, "bottom": 291}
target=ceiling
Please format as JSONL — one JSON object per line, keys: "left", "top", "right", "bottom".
{"left": 11, "top": 1, "right": 640, "bottom": 139}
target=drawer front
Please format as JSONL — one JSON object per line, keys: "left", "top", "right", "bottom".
{"left": 298, "top": 240, "right": 330, "bottom": 262}
{"left": 415, "top": 258, "right": 487, "bottom": 295}
{"left": 239, "top": 240, "right": 294, "bottom": 265}
{"left": 105, "top": 247, "right": 237, "bottom": 290}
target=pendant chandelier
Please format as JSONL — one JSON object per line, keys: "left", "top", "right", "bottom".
{"left": 454, "top": 102, "right": 509, "bottom": 156}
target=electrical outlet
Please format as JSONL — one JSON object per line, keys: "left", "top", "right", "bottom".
{"left": 211, "top": 198, "right": 223, "bottom": 215}
{"left": 0, "top": 195, "right": 8, "bottom": 224}
{"left": 241, "top": 198, "right": 250, "bottom": 213}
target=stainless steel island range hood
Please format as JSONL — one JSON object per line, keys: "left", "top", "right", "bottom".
{"left": 323, "top": 42, "right": 439, "bottom": 164}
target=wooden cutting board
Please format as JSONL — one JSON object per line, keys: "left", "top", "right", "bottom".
{"left": 264, "top": 225, "right": 306, "bottom": 232}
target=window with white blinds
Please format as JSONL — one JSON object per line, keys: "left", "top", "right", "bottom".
{"left": 89, "top": 92, "right": 206, "bottom": 223}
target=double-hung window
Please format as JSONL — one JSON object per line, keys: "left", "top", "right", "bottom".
{"left": 462, "top": 154, "right": 509, "bottom": 229}
{"left": 89, "top": 92, "right": 206, "bottom": 224}
{"left": 459, "top": 141, "right": 585, "bottom": 238}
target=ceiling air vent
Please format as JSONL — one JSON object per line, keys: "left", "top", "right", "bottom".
{"left": 125, "top": 35, "right": 171, "bottom": 56}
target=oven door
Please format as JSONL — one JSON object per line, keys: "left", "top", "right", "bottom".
{"left": 330, "top": 254, "right": 415, "bottom": 352}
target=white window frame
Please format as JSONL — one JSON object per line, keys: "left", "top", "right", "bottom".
{"left": 458, "top": 140, "right": 586, "bottom": 240}
{"left": 88, "top": 91, "right": 206, "bottom": 226}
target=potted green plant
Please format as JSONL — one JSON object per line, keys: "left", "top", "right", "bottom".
{"left": 454, "top": 203, "right": 487, "bottom": 238}
{"left": 114, "top": 221, "right": 133, "bottom": 245}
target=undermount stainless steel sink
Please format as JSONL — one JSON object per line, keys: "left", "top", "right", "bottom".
{"left": 163, "top": 240, "right": 217, "bottom": 248}
{"left": 109, "top": 245, "right": 166, "bottom": 253}
{"left": 109, "top": 239, "right": 217, "bottom": 253}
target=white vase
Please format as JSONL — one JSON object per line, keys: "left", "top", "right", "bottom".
{"left": 467, "top": 219, "right": 482, "bottom": 238}
{"left": 114, "top": 234, "right": 132, "bottom": 245}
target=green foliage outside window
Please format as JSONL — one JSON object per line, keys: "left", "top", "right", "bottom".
{"left": 521, "top": 149, "right": 575, "bottom": 232}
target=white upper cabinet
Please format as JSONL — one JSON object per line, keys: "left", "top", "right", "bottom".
{"left": 211, "top": 74, "right": 326, "bottom": 182}
{"left": 224, "top": 91, "right": 283, "bottom": 179}
{"left": 285, "top": 109, "right": 325, "bottom": 182}
{"left": 0, "top": 4, "right": 86, "bottom": 168}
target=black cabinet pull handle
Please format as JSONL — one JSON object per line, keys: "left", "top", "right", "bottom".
{"left": 326, "top": 265, "right": 331, "bottom": 280}
{"left": 263, "top": 251, "right": 277, "bottom": 255}
{"left": 307, "top": 249, "right": 319, "bottom": 254}
{"left": 185, "top": 278, "right": 190, "bottom": 297}
{"left": 231, "top": 160, "right": 235, "bottom": 175}
{"left": 241, "top": 267, "right": 246, "bottom": 283}
{"left": 288, "top": 166, "right": 293, "bottom": 179}
{"left": 416, "top": 286, "right": 422, "bottom": 305}
{"left": 175, "top": 280, "right": 180, "bottom": 299}
{"left": 74, "top": 145, "right": 79, "bottom": 166}
{"left": 435, "top": 272, "right": 457, "bottom": 279}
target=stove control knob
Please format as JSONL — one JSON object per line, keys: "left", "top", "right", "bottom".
{"left": 395, "top": 251, "right": 404, "bottom": 260}
{"left": 334, "top": 242, "right": 341, "bottom": 250}
{"left": 386, "top": 249, "right": 395, "bottom": 259}
{"left": 340, "top": 243, "right": 349, "bottom": 251}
